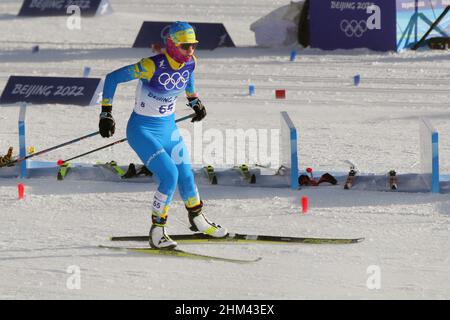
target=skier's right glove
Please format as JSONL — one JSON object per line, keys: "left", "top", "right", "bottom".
{"left": 99, "top": 106, "right": 115, "bottom": 138}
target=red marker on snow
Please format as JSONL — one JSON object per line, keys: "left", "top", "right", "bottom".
{"left": 301, "top": 196, "right": 308, "bottom": 214}
{"left": 18, "top": 183, "right": 24, "bottom": 200}
{"left": 275, "top": 89, "right": 286, "bottom": 99}
{"left": 306, "top": 167, "right": 313, "bottom": 177}
{"left": 57, "top": 159, "right": 64, "bottom": 166}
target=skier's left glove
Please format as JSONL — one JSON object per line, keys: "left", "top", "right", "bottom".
{"left": 187, "top": 97, "right": 206, "bottom": 122}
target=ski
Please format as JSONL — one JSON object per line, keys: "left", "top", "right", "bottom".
{"left": 98, "top": 245, "right": 261, "bottom": 264}
{"left": 388, "top": 170, "right": 398, "bottom": 190}
{"left": 107, "top": 161, "right": 126, "bottom": 176}
{"left": 274, "top": 165, "right": 289, "bottom": 176}
{"left": 110, "top": 232, "right": 364, "bottom": 244}
{"left": 57, "top": 162, "right": 71, "bottom": 181}
{"left": 203, "top": 165, "right": 218, "bottom": 184}
{"left": 95, "top": 161, "right": 126, "bottom": 177}
{"left": 234, "top": 164, "right": 256, "bottom": 184}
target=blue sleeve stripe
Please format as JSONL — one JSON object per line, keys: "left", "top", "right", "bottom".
{"left": 185, "top": 72, "right": 196, "bottom": 95}
{"left": 137, "top": 61, "right": 144, "bottom": 73}
{"left": 102, "top": 64, "right": 138, "bottom": 105}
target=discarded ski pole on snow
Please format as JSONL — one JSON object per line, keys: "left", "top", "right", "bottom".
{"left": 58, "top": 113, "right": 195, "bottom": 166}
{"left": 1, "top": 131, "right": 100, "bottom": 168}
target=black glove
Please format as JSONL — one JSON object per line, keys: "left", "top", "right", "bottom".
{"left": 99, "top": 106, "right": 115, "bottom": 138}
{"left": 187, "top": 97, "right": 206, "bottom": 122}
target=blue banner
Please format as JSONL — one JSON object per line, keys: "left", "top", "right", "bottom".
{"left": 18, "top": 0, "right": 112, "bottom": 17}
{"left": 310, "top": 0, "right": 397, "bottom": 51}
{"left": 0, "top": 76, "right": 102, "bottom": 106}
{"left": 133, "top": 21, "right": 235, "bottom": 50}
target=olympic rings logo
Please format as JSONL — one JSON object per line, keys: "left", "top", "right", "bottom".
{"left": 158, "top": 71, "right": 190, "bottom": 91}
{"left": 340, "top": 19, "right": 368, "bottom": 38}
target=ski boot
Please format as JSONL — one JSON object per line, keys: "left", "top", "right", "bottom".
{"left": 318, "top": 173, "right": 337, "bottom": 185}
{"left": 298, "top": 174, "right": 318, "bottom": 186}
{"left": 149, "top": 224, "right": 177, "bottom": 249}
{"left": 187, "top": 201, "right": 228, "bottom": 237}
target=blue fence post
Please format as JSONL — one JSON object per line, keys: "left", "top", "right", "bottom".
{"left": 281, "top": 111, "right": 299, "bottom": 190}
{"left": 431, "top": 131, "right": 439, "bottom": 193}
{"left": 18, "top": 103, "right": 27, "bottom": 179}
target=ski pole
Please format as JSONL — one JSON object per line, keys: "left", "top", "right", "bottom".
{"left": 58, "top": 138, "right": 127, "bottom": 165}
{"left": 3, "top": 131, "right": 100, "bottom": 167}
{"left": 58, "top": 113, "right": 195, "bottom": 165}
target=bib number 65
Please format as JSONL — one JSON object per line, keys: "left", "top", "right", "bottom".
{"left": 159, "top": 103, "right": 174, "bottom": 114}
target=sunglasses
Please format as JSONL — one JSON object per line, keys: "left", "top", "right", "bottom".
{"left": 178, "top": 43, "right": 198, "bottom": 50}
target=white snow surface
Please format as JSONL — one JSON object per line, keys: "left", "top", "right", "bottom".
{"left": 0, "top": 0, "right": 449, "bottom": 300}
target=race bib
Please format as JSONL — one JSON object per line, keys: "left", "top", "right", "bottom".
{"left": 134, "top": 81, "right": 178, "bottom": 117}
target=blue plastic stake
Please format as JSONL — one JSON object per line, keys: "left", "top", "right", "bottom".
{"left": 290, "top": 49, "right": 298, "bottom": 62}
{"left": 18, "top": 103, "right": 27, "bottom": 179}
{"left": 249, "top": 84, "right": 255, "bottom": 96}
{"left": 354, "top": 74, "right": 361, "bottom": 86}
{"left": 83, "top": 66, "right": 91, "bottom": 78}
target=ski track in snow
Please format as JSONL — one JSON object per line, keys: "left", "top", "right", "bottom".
{"left": 0, "top": 0, "right": 449, "bottom": 299}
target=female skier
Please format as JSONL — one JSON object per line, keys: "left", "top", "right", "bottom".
{"left": 98, "top": 21, "right": 227, "bottom": 249}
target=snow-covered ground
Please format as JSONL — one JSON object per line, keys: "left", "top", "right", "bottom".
{"left": 0, "top": 0, "right": 449, "bottom": 299}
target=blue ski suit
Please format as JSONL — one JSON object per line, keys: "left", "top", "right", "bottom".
{"left": 102, "top": 52, "right": 201, "bottom": 223}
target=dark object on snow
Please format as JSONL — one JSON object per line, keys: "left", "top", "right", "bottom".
{"left": 411, "top": 5, "right": 450, "bottom": 50}
{"left": 122, "top": 163, "right": 153, "bottom": 179}
{"left": 298, "top": 172, "right": 337, "bottom": 186}
{"left": 388, "top": 170, "right": 398, "bottom": 190}
{"left": 426, "top": 37, "right": 449, "bottom": 50}
{"left": 297, "top": 0, "right": 310, "bottom": 47}
{"left": 299, "top": 174, "right": 315, "bottom": 186}
{"left": 318, "top": 173, "right": 337, "bottom": 185}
